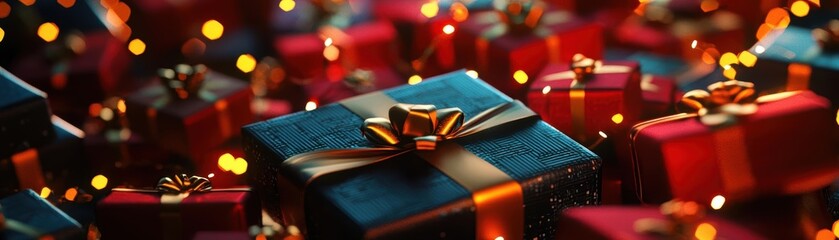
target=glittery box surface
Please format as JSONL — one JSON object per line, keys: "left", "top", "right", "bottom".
{"left": 243, "top": 70, "right": 601, "bottom": 239}
{"left": 125, "top": 70, "right": 253, "bottom": 161}
{"left": 738, "top": 26, "right": 839, "bottom": 108}
{"left": 0, "top": 67, "right": 55, "bottom": 158}
{"left": 1, "top": 189, "right": 82, "bottom": 240}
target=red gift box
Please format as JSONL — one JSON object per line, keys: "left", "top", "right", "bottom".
{"left": 527, "top": 59, "right": 642, "bottom": 145}
{"left": 557, "top": 206, "right": 765, "bottom": 240}
{"left": 303, "top": 67, "right": 403, "bottom": 105}
{"left": 630, "top": 88, "right": 839, "bottom": 204}
{"left": 274, "top": 20, "right": 398, "bottom": 80}
{"left": 455, "top": 10, "right": 603, "bottom": 98}
{"left": 641, "top": 74, "right": 682, "bottom": 119}
{"left": 96, "top": 176, "right": 261, "bottom": 240}
{"left": 126, "top": 0, "right": 244, "bottom": 54}
{"left": 125, "top": 68, "right": 253, "bottom": 163}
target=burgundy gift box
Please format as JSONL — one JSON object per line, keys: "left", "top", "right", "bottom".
{"left": 556, "top": 206, "right": 765, "bottom": 240}
{"left": 96, "top": 181, "right": 261, "bottom": 240}
{"left": 630, "top": 90, "right": 839, "bottom": 204}
{"left": 303, "top": 67, "right": 403, "bottom": 105}
{"left": 455, "top": 10, "right": 603, "bottom": 98}
{"left": 274, "top": 20, "right": 399, "bottom": 80}
{"left": 611, "top": 11, "right": 745, "bottom": 59}
{"left": 126, "top": 0, "right": 244, "bottom": 53}
{"left": 125, "top": 70, "right": 253, "bottom": 162}
{"left": 640, "top": 74, "right": 681, "bottom": 119}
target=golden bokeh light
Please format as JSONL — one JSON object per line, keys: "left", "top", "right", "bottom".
{"left": 542, "top": 86, "right": 551, "bottom": 95}
{"left": 754, "top": 45, "right": 766, "bottom": 54}
{"left": 723, "top": 66, "right": 737, "bottom": 79}
{"left": 100, "top": 0, "right": 116, "bottom": 8}
{"left": 765, "top": 8, "right": 790, "bottom": 29}
{"left": 20, "top": 0, "right": 36, "bottom": 6}
{"left": 790, "top": 1, "right": 810, "bottom": 17}
{"left": 202, "top": 20, "right": 224, "bottom": 40}
{"left": 835, "top": 109, "right": 838, "bottom": 126}
{"left": 38, "top": 22, "right": 60, "bottom": 42}
{"left": 128, "top": 39, "right": 146, "bottom": 55}
{"left": 408, "top": 75, "right": 423, "bottom": 85}
{"left": 465, "top": 70, "right": 478, "bottom": 79}
{"left": 237, "top": 54, "right": 257, "bottom": 73}
{"left": 450, "top": 2, "right": 469, "bottom": 22}
{"left": 231, "top": 158, "right": 248, "bottom": 175}
{"left": 815, "top": 229, "right": 834, "bottom": 240}
{"left": 611, "top": 113, "right": 624, "bottom": 124}
{"left": 710, "top": 195, "right": 725, "bottom": 210}
{"left": 718, "top": 52, "right": 739, "bottom": 67}
{"left": 91, "top": 175, "right": 108, "bottom": 190}
{"left": 755, "top": 23, "right": 773, "bottom": 40}
{"left": 218, "top": 153, "right": 235, "bottom": 171}
{"left": 700, "top": 0, "right": 719, "bottom": 12}
{"left": 420, "top": 0, "right": 439, "bottom": 18}
{"left": 113, "top": 2, "right": 131, "bottom": 22}
{"left": 58, "top": 0, "right": 75, "bottom": 8}
{"left": 694, "top": 223, "right": 717, "bottom": 240}
{"left": 64, "top": 188, "right": 78, "bottom": 201}
{"left": 279, "top": 0, "right": 296, "bottom": 12}
{"left": 0, "top": 27, "right": 4, "bottom": 44}
{"left": 0, "top": 1, "right": 11, "bottom": 18}
{"left": 738, "top": 51, "right": 757, "bottom": 67}
{"left": 40, "top": 187, "right": 51, "bottom": 198}
{"left": 116, "top": 99, "right": 126, "bottom": 113}
{"left": 305, "top": 101, "right": 318, "bottom": 111}
{"left": 702, "top": 48, "right": 719, "bottom": 65}
{"left": 323, "top": 45, "right": 340, "bottom": 61}
{"left": 99, "top": 108, "right": 114, "bottom": 121}
{"left": 324, "top": 37, "right": 333, "bottom": 47}
{"left": 513, "top": 70, "right": 528, "bottom": 84}
{"left": 442, "top": 24, "right": 455, "bottom": 35}
{"left": 832, "top": 220, "right": 838, "bottom": 238}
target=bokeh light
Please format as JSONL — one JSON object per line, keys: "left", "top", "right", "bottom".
{"left": 237, "top": 54, "right": 257, "bottom": 73}
{"left": 542, "top": 86, "right": 551, "bottom": 95}
{"left": 20, "top": 0, "right": 36, "bottom": 6}
{"left": 694, "top": 223, "right": 717, "bottom": 240}
{"left": 408, "top": 75, "right": 423, "bottom": 85}
{"left": 513, "top": 70, "right": 528, "bottom": 84}
{"left": 91, "top": 175, "right": 108, "bottom": 190}
{"left": 232, "top": 158, "right": 248, "bottom": 175}
{"left": 738, "top": 51, "right": 757, "bottom": 67}
{"left": 442, "top": 24, "right": 455, "bottom": 35}
{"left": 450, "top": 2, "right": 469, "bottom": 22}
{"left": 57, "top": 0, "right": 75, "bottom": 8}
{"left": 611, "top": 114, "right": 624, "bottom": 124}
{"left": 40, "top": 187, "right": 51, "bottom": 198}
{"left": 790, "top": 1, "right": 810, "bottom": 17}
{"left": 202, "top": 20, "right": 224, "bottom": 40}
{"left": 420, "top": 0, "right": 439, "bottom": 18}
{"left": 0, "top": 2, "right": 11, "bottom": 18}
{"left": 37, "top": 22, "right": 60, "bottom": 42}
{"left": 218, "top": 153, "right": 235, "bottom": 171}
{"left": 279, "top": 0, "right": 295, "bottom": 12}
{"left": 128, "top": 39, "right": 146, "bottom": 55}
{"left": 64, "top": 188, "right": 78, "bottom": 201}
{"left": 305, "top": 101, "right": 318, "bottom": 111}
{"left": 815, "top": 229, "right": 833, "bottom": 240}
{"left": 710, "top": 195, "right": 725, "bottom": 210}
{"left": 465, "top": 70, "right": 478, "bottom": 79}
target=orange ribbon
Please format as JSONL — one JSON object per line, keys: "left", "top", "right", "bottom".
{"left": 10, "top": 149, "right": 45, "bottom": 191}
{"left": 279, "top": 91, "right": 538, "bottom": 239}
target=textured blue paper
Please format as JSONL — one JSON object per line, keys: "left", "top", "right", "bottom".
{"left": 1, "top": 189, "right": 81, "bottom": 240}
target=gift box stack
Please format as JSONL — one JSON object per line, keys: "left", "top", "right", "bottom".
{"left": 2, "top": 0, "right": 839, "bottom": 239}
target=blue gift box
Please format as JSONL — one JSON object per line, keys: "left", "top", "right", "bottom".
{"left": 243, "top": 70, "right": 601, "bottom": 239}
{"left": 0, "top": 67, "right": 55, "bottom": 157}
{"left": 1, "top": 189, "right": 82, "bottom": 240}
{"left": 738, "top": 26, "right": 839, "bottom": 108}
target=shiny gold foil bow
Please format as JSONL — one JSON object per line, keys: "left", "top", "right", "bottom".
{"left": 156, "top": 174, "right": 213, "bottom": 194}
{"left": 158, "top": 64, "right": 208, "bottom": 100}
{"left": 342, "top": 69, "right": 376, "bottom": 93}
{"left": 634, "top": 200, "right": 707, "bottom": 238}
{"left": 496, "top": 0, "right": 545, "bottom": 34}
{"left": 679, "top": 80, "right": 758, "bottom": 126}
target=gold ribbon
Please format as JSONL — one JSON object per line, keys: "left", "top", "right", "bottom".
{"left": 629, "top": 80, "right": 799, "bottom": 202}
{"left": 786, "top": 63, "right": 811, "bottom": 92}
{"left": 473, "top": 9, "right": 572, "bottom": 73}
{"left": 280, "top": 92, "right": 537, "bottom": 239}
{"left": 541, "top": 54, "right": 634, "bottom": 142}
{"left": 10, "top": 148, "right": 46, "bottom": 191}
{"left": 158, "top": 64, "right": 207, "bottom": 100}
{"left": 111, "top": 174, "right": 249, "bottom": 240}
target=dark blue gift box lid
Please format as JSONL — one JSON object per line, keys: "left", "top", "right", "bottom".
{"left": 244, "top": 70, "right": 601, "bottom": 239}
{"left": 1, "top": 189, "right": 82, "bottom": 240}
{"left": 751, "top": 26, "right": 839, "bottom": 71}
{"left": 0, "top": 67, "right": 55, "bottom": 157}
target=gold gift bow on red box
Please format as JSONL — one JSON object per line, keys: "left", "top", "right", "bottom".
{"left": 629, "top": 80, "right": 799, "bottom": 203}
{"left": 111, "top": 174, "right": 250, "bottom": 240}
{"left": 541, "top": 54, "right": 634, "bottom": 142}
{"left": 279, "top": 91, "right": 538, "bottom": 239}
{"left": 143, "top": 64, "right": 234, "bottom": 143}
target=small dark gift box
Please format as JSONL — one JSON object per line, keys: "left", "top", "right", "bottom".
{"left": 1, "top": 189, "right": 83, "bottom": 240}
{"left": 0, "top": 67, "right": 54, "bottom": 157}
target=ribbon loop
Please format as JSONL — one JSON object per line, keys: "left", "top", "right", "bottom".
{"left": 158, "top": 64, "right": 208, "bottom": 100}
{"left": 495, "top": 0, "right": 545, "bottom": 34}
{"left": 362, "top": 103, "right": 467, "bottom": 150}
{"left": 678, "top": 80, "right": 758, "bottom": 118}
{"left": 570, "top": 54, "right": 598, "bottom": 81}
{"left": 156, "top": 174, "right": 213, "bottom": 194}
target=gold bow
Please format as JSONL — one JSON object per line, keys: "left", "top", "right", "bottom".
{"left": 156, "top": 174, "right": 213, "bottom": 194}
{"left": 634, "top": 200, "right": 707, "bottom": 238}
{"left": 361, "top": 104, "right": 464, "bottom": 151}
{"left": 496, "top": 0, "right": 545, "bottom": 34}
{"left": 158, "top": 64, "right": 208, "bottom": 100}
{"left": 813, "top": 19, "right": 839, "bottom": 52}
{"left": 542, "top": 54, "right": 635, "bottom": 83}
{"left": 679, "top": 80, "right": 758, "bottom": 126}
{"left": 343, "top": 69, "right": 376, "bottom": 93}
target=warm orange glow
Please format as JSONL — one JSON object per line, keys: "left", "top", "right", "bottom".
{"left": 91, "top": 175, "right": 108, "bottom": 190}
{"left": 710, "top": 195, "right": 725, "bottom": 210}
{"left": 323, "top": 45, "right": 340, "bottom": 61}
{"left": 0, "top": 2, "right": 9, "bottom": 18}
{"left": 40, "top": 187, "right": 51, "bottom": 198}
{"left": 0, "top": 27, "right": 4, "bottom": 44}
{"left": 115, "top": 99, "right": 126, "bottom": 113}
{"left": 513, "top": 70, "right": 528, "bottom": 84}
{"left": 835, "top": 109, "right": 838, "bottom": 126}
{"left": 694, "top": 223, "right": 717, "bottom": 240}
{"left": 787, "top": 63, "right": 812, "bottom": 91}
{"left": 20, "top": 0, "right": 35, "bottom": 6}
{"left": 420, "top": 0, "right": 439, "bottom": 18}
{"left": 450, "top": 2, "right": 469, "bottom": 22}
{"left": 64, "top": 188, "right": 78, "bottom": 201}
{"left": 700, "top": 0, "right": 719, "bottom": 12}
{"left": 37, "top": 22, "right": 60, "bottom": 42}
{"left": 494, "top": 237, "right": 504, "bottom": 240}
{"left": 408, "top": 75, "right": 423, "bottom": 85}
{"left": 723, "top": 67, "right": 737, "bottom": 79}
{"left": 702, "top": 48, "right": 719, "bottom": 64}
{"left": 790, "top": 1, "right": 810, "bottom": 17}
{"left": 541, "top": 86, "right": 551, "bottom": 95}
{"left": 442, "top": 24, "right": 455, "bottom": 35}
{"left": 765, "top": 8, "right": 790, "bottom": 29}
{"left": 218, "top": 153, "right": 235, "bottom": 171}
{"left": 305, "top": 101, "right": 318, "bottom": 111}
{"left": 113, "top": 2, "right": 131, "bottom": 22}
{"left": 278, "top": 0, "right": 296, "bottom": 12}
{"left": 56, "top": 0, "right": 74, "bottom": 7}
{"left": 719, "top": 52, "right": 739, "bottom": 67}
{"left": 181, "top": 38, "right": 207, "bottom": 57}
{"left": 100, "top": 0, "right": 116, "bottom": 8}
{"left": 89, "top": 103, "right": 103, "bottom": 117}
{"left": 202, "top": 20, "right": 224, "bottom": 40}
{"left": 832, "top": 220, "right": 838, "bottom": 238}
{"left": 755, "top": 23, "right": 773, "bottom": 40}
{"left": 128, "top": 39, "right": 146, "bottom": 55}
{"left": 231, "top": 158, "right": 248, "bottom": 175}
{"left": 738, "top": 51, "right": 757, "bottom": 67}
{"left": 237, "top": 54, "right": 257, "bottom": 73}
{"left": 99, "top": 108, "right": 114, "bottom": 121}
{"left": 815, "top": 229, "right": 834, "bottom": 240}
{"left": 466, "top": 70, "right": 478, "bottom": 79}
{"left": 611, "top": 114, "right": 624, "bottom": 124}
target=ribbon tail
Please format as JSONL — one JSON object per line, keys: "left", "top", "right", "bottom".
{"left": 541, "top": 71, "right": 577, "bottom": 82}
{"left": 592, "top": 65, "right": 634, "bottom": 74}
{"left": 452, "top": 100, "right": 538, "bottom": 138}
{"left": 282, "top": 148, "right": 410, "bottom": 186}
